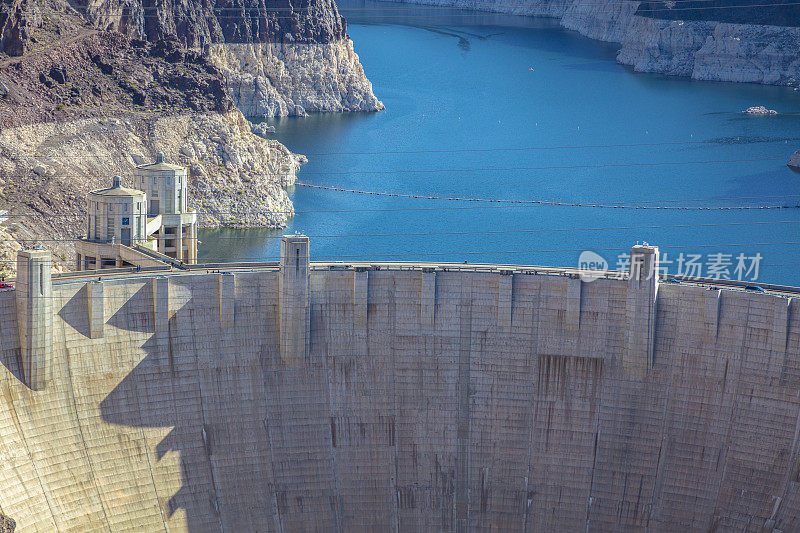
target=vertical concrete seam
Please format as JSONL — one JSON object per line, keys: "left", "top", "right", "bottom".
{"left": 87, "top": 281, "right": 104, "bottom": 340}
{"left": 566, "top": 277, "right": 582, "bottom": 339}
{"left": 773, "top": 298, "right": 790, "bottom": 356}
{"left": 2, "top": 385, "right": 60, "bottom": 531}
{"left": 388, "top": 275, "right": 401, "bottom": 533}
{"left": 421, "top": 270, "right": 436, "bottom": 328}
{"left": 189, "top": 330, "right": 226, "bottom": 532}
{"left": 262, "top": 417, "right": 284, "bottom": 533}
{"left": 498, "top": 272, "right": 513, "bottom": 333}
{"left": 704, "top": 289, "right": 721, "bottom": 340}
{"left": 709, "top": 296, "right": 751, "bottom": 523}
{"left": 455, "top": 277, "right": 473, "bottom": 533}
{"left": 776, "top": 392, "right": 800, "bottom": 510}
{"left": 62, "top": 345, "right": 114, "bottom": 531}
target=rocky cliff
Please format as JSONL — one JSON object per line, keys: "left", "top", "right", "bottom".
{"left": 391, "top": 0, "right": 800, "bottom": 87}
{"left": 208, "top": 40, "right": 382, "bottom": 117}
{"left": 615, "top": 14, "right": 800, "bottom": 85}
{"left": 0, "top": 0, "right": 382, "bottom": 117}
{"left": 75, "top": 0, "right": 348, "bottom": 47}
{"left": 70, "top": 0, "right": 383, "bottom": 115}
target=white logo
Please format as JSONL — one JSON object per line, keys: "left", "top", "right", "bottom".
{"left": 578, "top": 250, "right": 608, "bottom": 282}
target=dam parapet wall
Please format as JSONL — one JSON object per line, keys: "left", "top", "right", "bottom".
{"left": 15, "top": 249, "right": 52, "bottom": 391}
{"left": 1, "top": 237, "right": 799, "bottom": 531}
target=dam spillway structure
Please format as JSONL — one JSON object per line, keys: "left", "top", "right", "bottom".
{"left": 0, "top": 237, "right": 799, "bottom": 531}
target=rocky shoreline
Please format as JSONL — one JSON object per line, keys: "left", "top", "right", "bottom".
{"left": 388, "top": 0, "right": 800, "bottom": 87}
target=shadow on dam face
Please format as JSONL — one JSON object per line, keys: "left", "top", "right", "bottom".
{"left": 98, "top": 276, "right": 285, "bottom": 531}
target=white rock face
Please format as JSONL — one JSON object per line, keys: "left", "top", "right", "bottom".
{"left": 616, "top": 17, "right": 800, "bottom": 85}
{"left": 149, "top": 111, "right": 304, "bottom": 228}
{"left": 693, "top": 23, "right": 800, "bottom": 85}
{"left": 385, "top": 0, "right": 800, "bottom": 86}
{"left": 561, "top": 0, "right": 639, "bottom": 43}
{"left": 208, "top": 40, "right": 385, "bottom": 118}
{"left": 380, "top": 0, "right": 571, "bottom": 17}
{"left": 743, "top": 106, "right": 777, "bottom": 115}
{"left": 616, "top": 17, "right": 716, "bottom": 77}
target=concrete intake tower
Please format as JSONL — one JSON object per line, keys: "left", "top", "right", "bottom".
{"left": 0, "top": 236, "right": 798, "bottom": 531}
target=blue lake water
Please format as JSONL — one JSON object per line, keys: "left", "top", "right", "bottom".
{"left": 199, "top": 2, "right": 800, "bottom": 285}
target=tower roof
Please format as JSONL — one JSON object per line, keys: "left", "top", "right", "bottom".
{"left": 136, "top": 151, "right": 185, "bottom": 172}
{"left": 90, "top": 176, "right": 145, "bottom": 198}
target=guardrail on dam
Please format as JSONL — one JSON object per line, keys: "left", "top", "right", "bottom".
{"left": 0, "top": 236, "right": 798, "bottom": 531}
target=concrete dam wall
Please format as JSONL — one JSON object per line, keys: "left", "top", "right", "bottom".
{"left": 0, "top": 238, "right": 799, "bottom": 531}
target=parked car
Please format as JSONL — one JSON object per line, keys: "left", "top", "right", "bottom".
{"left": 745, "top": 285, "right": 766, "bottom": 293}
{"left": 0, "top": 282, "right": 13, "bottom": 289}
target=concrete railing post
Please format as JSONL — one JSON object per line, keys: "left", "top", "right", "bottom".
{"left": 354, "top": 268, "right": 369, "bottom": 356}
{"left": 279, "top": 235, "right": 310, "bottom": 366}
{"left": 152, "top": 276, "right": 171, "bottom": 369}
{"left": 498, "top": 270, "right": 513, "bottom": 331}
{"left": 87, "top": 280, "right": 104, "bottom": 339}
{"left": 421, "top": 268, "right": 436, "bottom": 327}
{"left": 624, "top": 244, "right": 659, "bottom": 378}
{"left": 219, "top": 272, "right": 236, "bottom": 328}
{"left": 15, "top": 249, "right": 53, "bottom": 390}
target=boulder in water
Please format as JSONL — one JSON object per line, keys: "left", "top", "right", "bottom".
{"left": 251, "top": 122, "right": 276, "bottom": 136}
{"left": 744, "top": 106, "right": 777, "bottom": 115}
{"left": 788, "top": 150, "right": 800, "bottom": 171}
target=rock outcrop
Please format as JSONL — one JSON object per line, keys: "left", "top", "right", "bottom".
{"left": 0, "top": 30, "right": 233, "bottom": 128}
{"left": 208, "top": 41, "right": 383, "bottom": 117}
{"left": 615, "top": 17, "right": 716, "bottom": 77}
{"left": 0, "top": 0, "right": 37, "bottom": 57}
{"left": 0, "top": 514, "right": 14, "bottom": 533}
{"left": 75, "top": 0, "right": 348, "bottom": 48}
{"left": 251, "top": 122, "right": 276, "bottom": 135}
{"left": 71, "top": 0, "right": 384, "bottom": 116}
{"left": 789, "top": 150, "right": 800, "bottom": 171}
{"left": 1, "top": 0, "right": 383, "bottom": 117}
{"left": 561, "top": 0, "right": 639, "bottom": 42}
{"left": 390, "top": 0, "right": 800, "bottom": 87}
{"left": 743, "top": 106, "right": 778, "bottom": 115}
{"left": 616, "top": 16, "right": 800, "bottom": 85}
